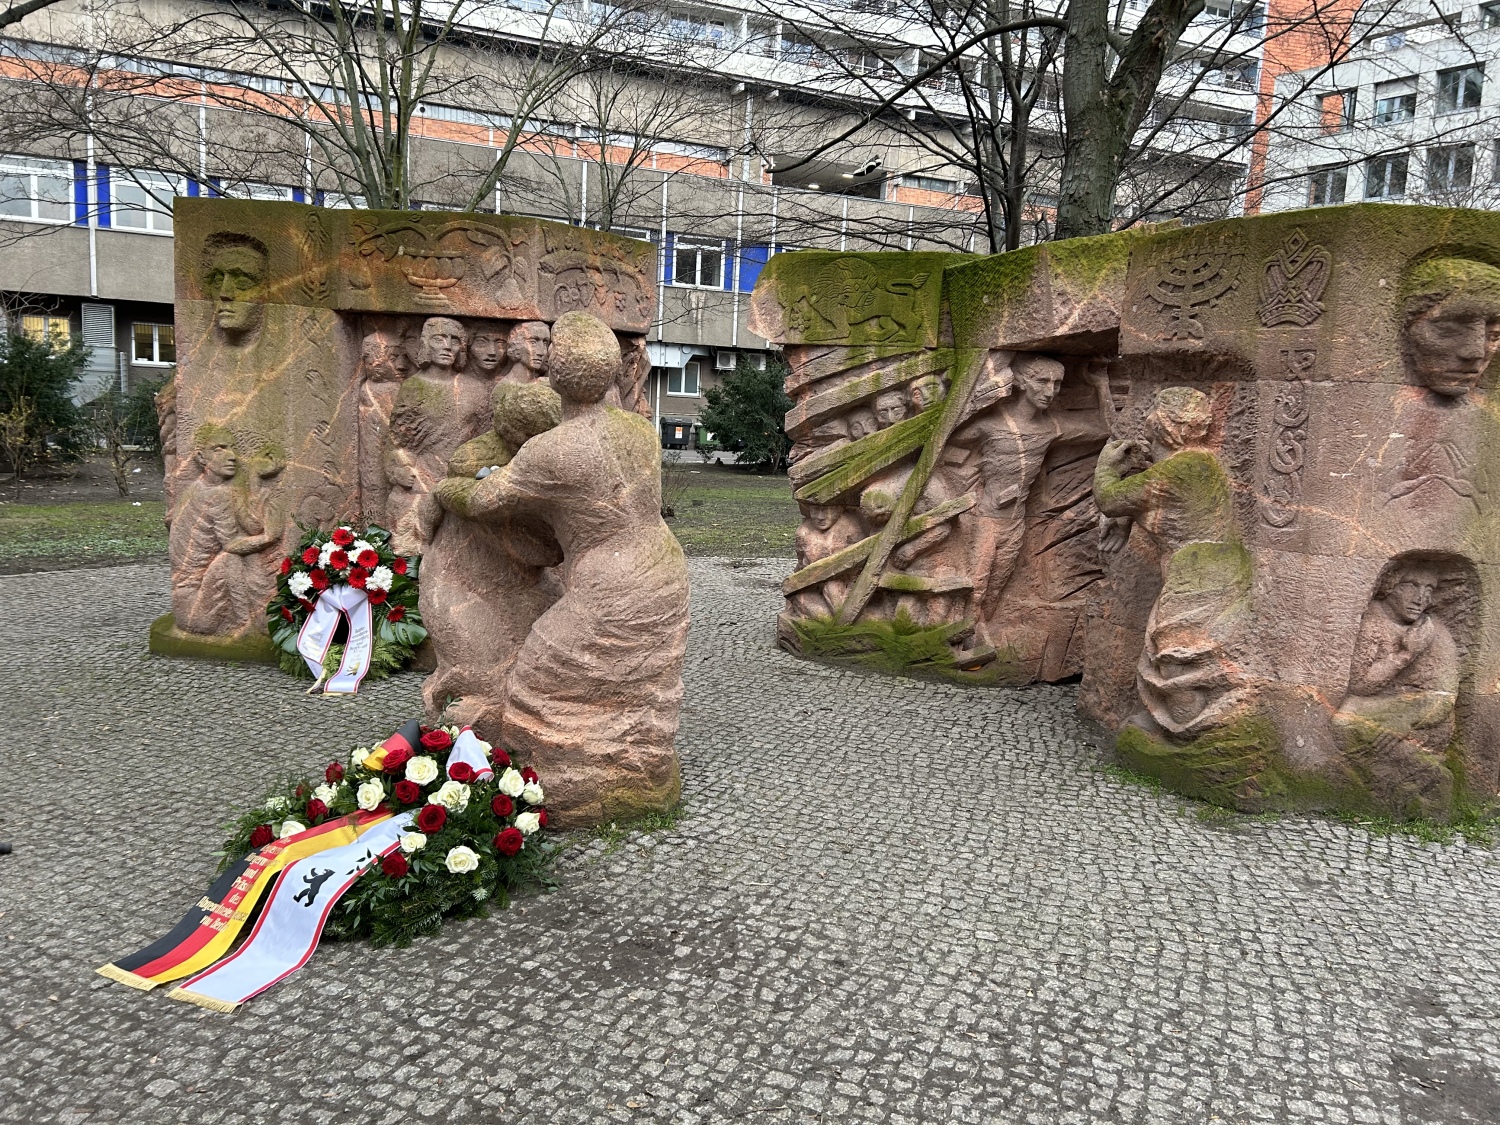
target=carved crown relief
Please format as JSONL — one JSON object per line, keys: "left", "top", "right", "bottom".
{"left": 1258, "top": 229, "right": 1330, "bottom": 328}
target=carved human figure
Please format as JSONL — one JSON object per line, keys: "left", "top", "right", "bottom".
{"left": 860, "top": 464, "right": 967, "bottom": 626}
{"left": 846, "top": 408, "right": 878, "bottom": 442}
{"left": 384, "top": 316, "right": 492, "bottom": 554}
{"left": 907, "top": 374, "right": 945, "bottom": 414}
{"left": 434, "top": 310, "right": 690, "bottom": 825}
{"left": 789, "top": 501, "right": 864, "bottom": 618}
{"left": 168, "top": 425, "right": 280, "bottom": 635}
{"left": 421, "top": 381, "right": 565, "bottom": 729}
{"left": 502, "top": 320, "right": 551, "bottom": 384}
{"left": 155, "top": 378, "right": 179, "bottom": 524}
{"left": 613, "top": 334, "right": 652, "bottom": 417}
{"left": 873, "top": 389, "right": 908, "bottom": 429}
{"left": 469, "top": 326, "right": 507, "bottom": 376}
{"left": 1093, "top": 387, "right": 1253, "bottom": 739}
{"left": 356, "top": 323, "right": 415, "bottom": 524}
{"left": 951, "top": 353, "right": 1112, "bottom": 628}
{"left": 202, "top": 232, "right": 269, "bottom": 343}
{"left": 1385, "top": 258, "right": 1500, "bottom": 509}
{"left": 1334, "top": 562, "right": 1460, "bottom": 753}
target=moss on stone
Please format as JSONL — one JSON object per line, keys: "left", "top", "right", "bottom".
{"left": 148, "top": 613, "right": 280, "bottom": 665}
{"left": 791, "top": 612, "right": 1004, "bottom": 685}
{"left": 1114, "top": 713, "right": 1343, "bottom": 814}
{"left": 794, "top": 408, "right": 940, "bottom": 504}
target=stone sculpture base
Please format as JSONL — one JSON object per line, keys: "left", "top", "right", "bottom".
{"left": 148, "top": 614, "right": 280, "bottom": 665}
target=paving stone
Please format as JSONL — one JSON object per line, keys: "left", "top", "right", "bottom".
{"left": 1, "top": 559, "right": 1498, "bottom": 1123}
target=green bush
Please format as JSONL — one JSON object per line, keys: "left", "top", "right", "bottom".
{"left": 0, "top": 331, "right": 87, "bottom": 479}
{"left": 699, "top": 354, "right": 793, "bottom": 473}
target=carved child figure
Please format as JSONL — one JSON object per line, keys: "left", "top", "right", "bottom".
{"left": 169, "top": 425, "right": 279, "bottom": 635}
{"left": 468, "top": 326, "right": 507, "bottom": 375}
{"left": 1334, "top": 562, "right": 1460, "bottom": 752}
{"left": 789, "top": 501, "right": 864, "bottom": 618}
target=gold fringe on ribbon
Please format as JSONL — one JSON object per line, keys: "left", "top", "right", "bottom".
{"left": 95, "top": 963, "right": 159, "bottom": 991}
{"left": 166, "top": 986, "right": 239, "bottom": 1014}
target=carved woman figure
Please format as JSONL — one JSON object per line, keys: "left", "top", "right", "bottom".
{"left": 1093, "top": 387, "right": 1253, "bottom": 738}
{"left": 420, "top": 381, "right": 564, "bottom": 730}
{"left": 435, "top": 311, "right": 690, "bottom": 824}
{"left": 1333, "top": 561, "right": 1460, "bottom": 753}
{"left": 788, "top": 501, "right": 864, "bottom": 618}
{"left": 501, "top": 321, "right": 550, "bottom": 384}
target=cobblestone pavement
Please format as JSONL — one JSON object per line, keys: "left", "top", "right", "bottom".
{"left": 3, "top": 560, "right": 1499, "bottom": 1125}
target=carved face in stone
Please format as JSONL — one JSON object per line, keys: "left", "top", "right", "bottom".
{"left": 1386, "top": 568, "right": 1439, "bottom": 625}
{"left": 508, "top": 321, "right": 551, "bottom": 378}
{"left": 847, "top": 408, "right": 878, "bottom": 441}
{"left": 203, "top": 238, "right": 269, "bottom": 337}
{"left": 800, "top": 502, "right": 841, "bottom": 532}
{"left": 874, "top": 391, "right": 908, "bottom": 427}
{"left": 201, "top": 441, "right": 238, "bottom": 480}
{"left": 417, "top": 318, "right": 468, "bottom": 372}
{"left": 1146, "top": 386, "right": 1214, "bottom": 452}
{"left": 908, "top": 375, "right": 944, "bottom": 413}
{"left": 470, "top": 331, "right": 505, "bottom": 374}
{"left": 1014, "top": 354, "right": 1065, "bottom": 412}
{"left": 1403, "top": 257, "right": 1500, "bottom": 398}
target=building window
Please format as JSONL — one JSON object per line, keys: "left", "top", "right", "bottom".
{"left": 1318, "top": 90, "right": 1356, "bottom": 134}
{"left": 132, "top": 322, "right": 176, "bottom": 365}
{"left": 320, "top": 191, "right": 367, "bottom": 209}
{"left": 1373, "top": 78, "right": 1417, "bottom": 123}
{"left": 1307, "top": 164, "right": 1347, "bottom": 205}
{"left": 112, "top": 170, "right": 181, "bottom": 233}
{"left": 673, "top": 241, "right": 724, "bottom": 288}
{"left": 220, "top": 181, "right": 295, "bottom": 201}
{"left": 21, "top": 313, "right": 70, "bottom": 348}
{"left": 667, "top": 360, "right": 701, "bottom": 396}
{"left": 1437, "top": 66, "right": 1484, "bottom": 113}
{"left": 1426, "top": 143, "right": 1474, "bottom": 192}
{"left": 1365, "top": 152, "right": 1409, "bottom": 198}
{"left": 1485, "top": 1, "right": 1500, "bottom": 28}
{"left": 0, "top": 155, "right": 73, "bottom": 223}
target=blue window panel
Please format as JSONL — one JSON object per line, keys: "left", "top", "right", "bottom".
{"left": 186, "top": 179, "right": 202, "bottom": 197}
{"left": 72, "top": 160, "right": 88, "bottom": 226}
{"left": 662, "top": 232, "right": 675, "bottom": 285}
{"left": 292, "top": 188, "right": 305, "bottom": 203}
{"left": 737, "top": 244, "right": 770, "bottom": 292}
{"left": 96, "top": 164, "right": 110, "bottom": 227}
{"left": 722, "top": 243, "right": 733, "bottom": 289}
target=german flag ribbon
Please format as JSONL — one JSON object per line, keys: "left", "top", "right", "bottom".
{"left": 169, "top": 812, "right": 414, "bottom": 1013}
{"left": 96, "top": 812, "right": 389, "bottom": 990}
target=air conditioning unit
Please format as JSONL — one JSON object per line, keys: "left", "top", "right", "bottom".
{"left": 714, "top": 351, "right": 735, "bottom": 371}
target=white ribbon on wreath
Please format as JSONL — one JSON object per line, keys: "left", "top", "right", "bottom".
{"left": 296, "top": 584, "right": 374, "bottom": 695}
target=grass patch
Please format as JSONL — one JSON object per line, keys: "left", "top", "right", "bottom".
{"left": 1333, "top": 806, "right": 1499, "bottom": 847}
{"left": 664, "top": 465, "right": 799, "bottom": 558}
{"left": 0, "top": 500, "right": 168, "bottom": 571}
{"left": 591, "top": 802, "right": 687, "bottom": 855}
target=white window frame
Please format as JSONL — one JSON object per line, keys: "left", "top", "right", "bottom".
{"left": 112, "top": 170, "right": 183, "bottom": 234}
{"left": 1307, "top": 164, "right": 1347, "bottom": 206}
{"left": 673, "top": 241, "right": 725, "bottom": 289}
{"left": 131, "top": 322, "right": 176, "bottom": 366}
{"left": 221, "top": 181, "right": 295, "bottom": 201}
{"left": 1436, "top": 65, "right": 1484, "bottom": 115}
{"left": 21, "top": 313, "right": 71, "bottom": 348}
{"left": 667, "top": 360, "right": 702, "bottom": 397}
{"left": 321, "top": 191, "right": 367, "bottom": 209}
{"left": 0, "top": 154, "right": 73, "bottom": 225}
{"left": 1373, "top": 78, "right": 1417, "bottom": 124}
{"left": 1364, "top": 152, "right": 1409, "bottom": 199}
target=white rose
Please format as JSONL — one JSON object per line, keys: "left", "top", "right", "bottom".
{"left": 288, "top": 572, "right": 313, "bottom": 598}
{"left": 367, "top": 565, "right": 394, "bottom": 593}
{"left": 497, "top": 768, "right": 524, "bottom": 797}
{"left": 515, "top": 811, "right": 541, "bottom": 836}
{"left": 356, "top": 778, "right": 385, "bottom": 811}
{"left": 405, "top": 755, "right": 439, "bottom": 785}
{"left": 399, "top": 831, "right": 427, "bottom": 854}
{"left": 278, "top": 819, "right": 306, "bottom": 839}
{"left": 521, "top": 781, "right": 545, "bottom": 806}
{"left": 349, "top": 745, "right": 369, "bottom": 768}
{"left": 428, "top": 780, "right": 470, "bottom": 812}
{"left": 445, "top": 845, "right": 479, "bottom": 874}
{"left": 264, "top": 795, "right": 288, "bottom": 812}
{"left": 313, "top": 783, "right": 338, "bottom": 805}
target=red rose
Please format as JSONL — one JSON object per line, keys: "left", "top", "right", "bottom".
{"left": 420, "top": 729, "right": 453, "bottom": 751}
{"left": 301, "top": 546, "right": 319, "bottom": 565}
{"left": 416, "top": 804, "right": 447, "bottom": 833}
{"left": 521, "top": 767, "right": 539, "bottom": 784}
{"left": 325, "top": 761, "right": 344, "bottom": 784}
{"left": 309, "top": 568, "right": 329, "bottom": 591}
{"left": 491, "top": 793, "right": 513, "bottom": 817}
{"left": 494, "top": 827, "right": 524, "bottom": 856}
{"left": 295, "top": 784, "right": 306, "bottom": 799}
{"left": 329, "top": 548, "right": 349, "bottom": 571}
{"left": 347, "top": 567, "right": 368, "bottom": 589}
{"left": 248, "top": 824, "right": 274, "bottom": 848}
{"left": 280, "top": 606, "right": 294, "bottom": 622}
{"left": 386, "top": 604, "right": 405, "bottom": 621}
{"left": 490, "top": 747, "right": 511, "bottom": 769}
{"left": 332, "top": 527, "right": 355, "bottom": 547}
{"left": 393, "top": 558, "right": 408, "bottom": 575}
{"left": 279, "top": 556, "right": 293, "bottom": 575}
{"left": 537, "top": 807, "right": 548, "bottom": 828}
{"left": 305, "top": 798, "right": 328, "bottom": 822}
{"left": 368, "top": 589, "right": 388, "bottom": 606}
{"left": 357, "top": 548, "right": 380, "bottom": 569}
{"left": 394, "top": 779, "right": 420, "bottom": 804}
{"left": 382, "top": 745, "right": 413, "bottom": 774}
{"left": 448, "top": 761, "right": 475, "bottom": 783}
{"left": 381, "top": 852, "right": 409, "bottom": 878}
